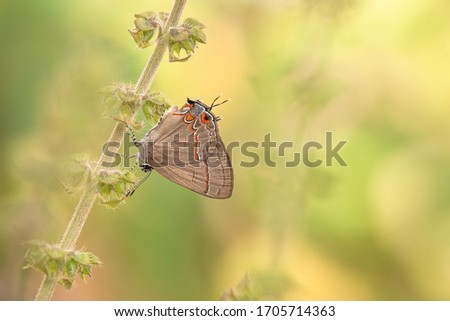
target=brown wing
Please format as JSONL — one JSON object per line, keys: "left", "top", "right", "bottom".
{"left": 140, "top": 106, "right": 233, "bottom": 199}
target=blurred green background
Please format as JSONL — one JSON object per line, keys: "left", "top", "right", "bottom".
{"left": 1, "top": 0, "right": 450, "bottom": 300}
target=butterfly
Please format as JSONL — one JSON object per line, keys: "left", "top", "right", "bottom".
{"left": 128, "top": 97, "right": 233, "bottom": 199}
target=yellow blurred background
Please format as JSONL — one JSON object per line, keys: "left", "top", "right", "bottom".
{"left": 1, "top": 0, "right": 450, "bottom": 300}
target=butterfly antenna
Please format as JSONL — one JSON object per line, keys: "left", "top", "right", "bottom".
{"left": 212, "top": 99, "right": 230, "bottom": 108}
{"left": 211, "top": 94, "right": 230, "bottom": 109}
{"left": 126, "top": 124, "right": 140, "bottom": 147}
{"left": 210, "top": 94, "right": 222, "bottom": 108}
{"left": 126, "top": 170, "right": 152, "bottom": 197}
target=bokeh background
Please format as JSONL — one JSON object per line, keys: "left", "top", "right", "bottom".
{"left": 1, "top": 0, "right": 450, "bottom": 300}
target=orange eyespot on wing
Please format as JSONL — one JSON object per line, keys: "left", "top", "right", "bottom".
{"left": 184, "top": 112, "right": 195, "bottom": 122}
{"left": 201, "top": 113, "right": 211, "bottom": 124}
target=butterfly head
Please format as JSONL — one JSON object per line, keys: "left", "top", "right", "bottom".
{"left": 186, "top": 96, "right": 229, "bottom": 121}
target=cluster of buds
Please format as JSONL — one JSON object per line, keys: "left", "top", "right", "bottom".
{"left": 129, "top": 11, "right": 206, "bottom": 63}
{"left": 168, "top": 17, "right": 206, "bottom": 62}
{"left": 24, "top": 241, "right": 101, "bottom": 290}
{"left": 103, "top": 83, "right": 171, "bottom": 128}
{"left": 128, "top": 11, "right": 168, "bottom": 48}
{"left": 97, "top": 169, "right": 138, "bottom": 208}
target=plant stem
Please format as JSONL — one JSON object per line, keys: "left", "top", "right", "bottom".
{"left": 35, "top": 0, "right": 187, "bottom": 301}
{"left": 135, "top": 0, "right": 187, "bottom": 95}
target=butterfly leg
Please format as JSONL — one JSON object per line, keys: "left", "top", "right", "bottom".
{"left": 126, "top": 169, "right": 152, "bottom": 197}
{"left": 123, "top": 157, "right": 153, "bottom": 197}
{"left": 113, "top": 117, "right": 141, "bottom": 147}
{"left": 123, "top": 154, "right": 139, "bottom": 175}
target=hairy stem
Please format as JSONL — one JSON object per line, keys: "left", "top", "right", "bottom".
{"left": 35, "top": 0, "right": 187, "bottom": 301}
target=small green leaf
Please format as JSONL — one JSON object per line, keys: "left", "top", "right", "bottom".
{"left": 86, "top": 252, "right": 101, "bottom": 265}
{"left": 119, "top": 104, "right": 132, "bottom": 119}
{"left": 142, "top": 30, "right": 155, "bottom": 46}
{"left": 99, "top": 184, "right": 112, "bottom": 200}
{"left": 73, "top": 251, "right": 101, "bottom": 266}
{"left": 117, "top": 86, "right": 135, "bottom": 104}
{"left": 128, "top": 28, "right": 141, "bottom": 43}
{"left": 23, "top": 241, "right": 47, "bottom": 272}
{"left": 123, "top": 171, "right": 138, "bottom": 184}
{"left": 74, "top": 253, "right": 91, "bottom": 265}
{"left": 80, "top": 265, "right": 92, "bottom": 280}
{"left": 169, "top": 27, "right": 190, "bottom": 42}
{"left": 101, "top": 198, "right": 125, "bottom": 209}
{"left": 158, "top": 12, "right": 169, "bottom": 22}
{"left": 183, "top": 39, "right": 194, "bottom": 52}
{"left": 183, "top": 17, "right": 205, "bottom": 30}
{"left": 60, "top": 279, "right": 73, "bottom": 290}
{"left": 115, "top": 181, "right": 127, "bottom": 195}
{"left": 134, "top": 17, "right": 153, "bottom": 31}
{"left": 135, "top": 11, "right": 157, "bottom": 20}
{"left": 142, "top": 104, "right": 152, "bottom": 123}
{"left": 46, "top": 259, "right": 60, "bottom": 278}
{"left": 130, "top": 119, "right": 144, "bottom": 130}
{"left": 98, "top": 170, "right": 121, "bottom": 185}
{"left": 56, "top": 154, "right": 93, "bottom": 195}
{"left": 191, "top": 28, "right": 206, "bottom": 44}
{"left": 45, "top": 247, "right": 65, "bottom": 260}
{"left": 65, "top": 259, "right": 78, "bottom": 279}
{"left": 172, "top": 42, "right": 182, "bottom": 55}
{"left": 140, "top": 92, "right": 171, "bottom": 124}
{"left": 169, "top": 52, "right": 191, "bottom": 63}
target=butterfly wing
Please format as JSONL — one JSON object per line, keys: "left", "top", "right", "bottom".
{"left": 140, "top": 105, "right": 233, "bottom": 199}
